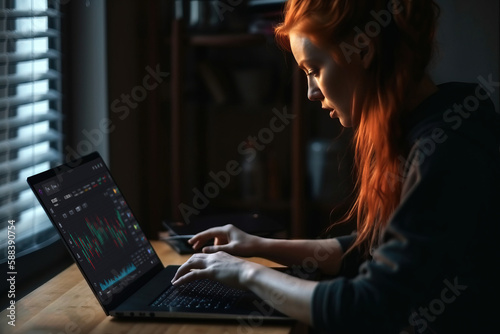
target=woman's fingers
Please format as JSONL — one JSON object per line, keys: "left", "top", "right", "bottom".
{"left": 171, "top": 269, "right": 204, "bottom": 286}
{"left": 201, "top": 243, "right": 229, "bottom": 254}
{"left": 171, "top": 254, "right": 208, "bottom": 284}
{"left": 188, "top": 224, "right": 234, "bottom": 250}
{"left": 188, "top": 229, "right": 217, "bottom": 245}
{"left": 190, "top": 239, "right": 209, "bottom": 251}
{"left": 172, "top": 251, "right": 251, "bottom": 289}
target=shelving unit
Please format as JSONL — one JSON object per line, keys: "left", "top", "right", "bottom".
{"left": 169, "top": 16, "right": 310, "bottom": 238}
{"left": 167, "top": 3, "right": 354, "bottom": 238}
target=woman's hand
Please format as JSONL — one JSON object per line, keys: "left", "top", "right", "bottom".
{"left": 188, "top": 224, "right": 262, "bottom": 257}
{"left": 171, "top": 251, "right": 260, "bottom": 289}
{"left": 171, "top": 250, "right": 318, "bottom": 325}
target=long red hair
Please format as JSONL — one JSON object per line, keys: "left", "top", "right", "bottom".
{"left": 275, "top": 0, "right": 440, "bottom": 256}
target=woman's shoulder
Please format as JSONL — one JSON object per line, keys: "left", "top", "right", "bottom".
{"left": 396, "top": 81, "right": 500, "bottom": 192}
{"left": 403, "top": 81, "right": 499, "bottom": 162}
{"left": 405, "top": 81, "right": 498, "bottom": 144}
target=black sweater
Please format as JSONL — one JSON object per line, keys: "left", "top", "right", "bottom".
{"left": 312, "top": 82, "right": 500, "bottom": 333}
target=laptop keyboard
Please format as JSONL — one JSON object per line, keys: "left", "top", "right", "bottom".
{"left": 150, "top": 279, "right": 246, "bottom": 310}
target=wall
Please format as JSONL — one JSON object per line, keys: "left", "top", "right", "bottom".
{"left": 106, "top": 0, "right": 169, "bottom": 238}
{"left": 431, "top": 0, "right": 500, "bottom": 111}
{"left": 66, "top": 0, "right": 109, "bottom": 163}
{"left": 101, "top": 0, "right": 500, "bottom": 239}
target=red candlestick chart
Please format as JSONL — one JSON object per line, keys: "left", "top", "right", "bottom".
{"left": 69, "top": 209, "right": 129, "bottom": 270}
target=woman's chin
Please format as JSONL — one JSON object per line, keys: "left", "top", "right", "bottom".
{"left": 338, "top": 117, "right": 352, "bottom": 128}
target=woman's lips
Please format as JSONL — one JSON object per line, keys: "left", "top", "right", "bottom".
{"left": 322, "top": 106, "right": 337, "bottom": 119}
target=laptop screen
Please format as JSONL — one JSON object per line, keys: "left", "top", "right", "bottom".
{"left": 27, "top": 152, "right": 161, "bottom": 307}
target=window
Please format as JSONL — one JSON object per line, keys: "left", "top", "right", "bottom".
{"left": 0, "top": 0, "right": 63, "bottom": 262}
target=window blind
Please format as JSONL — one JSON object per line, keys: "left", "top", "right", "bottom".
{"left": 0, "top": 0, "right": 63, "bottom": 262}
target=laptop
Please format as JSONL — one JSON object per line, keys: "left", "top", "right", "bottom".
{"left": 26, "top": 151, "right": 291, "bottom": 321}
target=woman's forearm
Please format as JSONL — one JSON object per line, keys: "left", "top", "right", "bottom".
{"left": 254, "top": 238, "right": 344, "bottom": 276}
{"left": 240, "top": 262, "right": 319, "bottom": 325}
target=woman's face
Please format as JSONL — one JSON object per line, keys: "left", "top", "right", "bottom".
{"left": 290, "top": 32, "right": 364, "bottom": 128}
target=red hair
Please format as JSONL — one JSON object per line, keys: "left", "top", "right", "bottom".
{"left": 275, "top": 0, "right": 440, "bottom": 256}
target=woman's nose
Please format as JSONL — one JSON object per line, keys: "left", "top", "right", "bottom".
{"left": 307, "top": 78, "right": 323, "bottom": 101}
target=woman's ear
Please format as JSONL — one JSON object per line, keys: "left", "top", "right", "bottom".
{"left": 360, "top": 41, "right": 375, "bottom": 69}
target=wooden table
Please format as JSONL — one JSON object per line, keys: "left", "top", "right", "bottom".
{"left": 0, "top": 241, "right": 300, "bottom": 334}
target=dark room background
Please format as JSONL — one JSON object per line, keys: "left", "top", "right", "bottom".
{"left": 1, "top": 0, "right": 498, "bottom": 307}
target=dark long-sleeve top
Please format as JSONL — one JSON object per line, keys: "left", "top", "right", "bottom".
{"left": 312, "top": 82, "right": 500, "bottom": 333}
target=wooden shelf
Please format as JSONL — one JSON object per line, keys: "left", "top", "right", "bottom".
{"left": 170, "top": 18, "right": 308, "bottom": 238}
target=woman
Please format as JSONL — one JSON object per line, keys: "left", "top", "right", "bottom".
{"left": 172, "top": 0, "right": 500, "bottom": 332}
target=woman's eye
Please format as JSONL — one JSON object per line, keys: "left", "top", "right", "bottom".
{"left": 306, "top": 69, "right": 318, "bottom": 77}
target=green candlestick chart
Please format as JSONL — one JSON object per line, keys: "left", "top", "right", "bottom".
{"left": 70, "top": 209, "right": 129, "bottom": 269}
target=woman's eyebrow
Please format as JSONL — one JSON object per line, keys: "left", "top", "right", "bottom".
{"left": 297, "top": 62, "right": 307, "bottom": 71}
{"left": 299, "top": 55, "right": 323, "bottom": 68}
{"left": 297, "top": 59, "right": 314, "bottom": 70}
